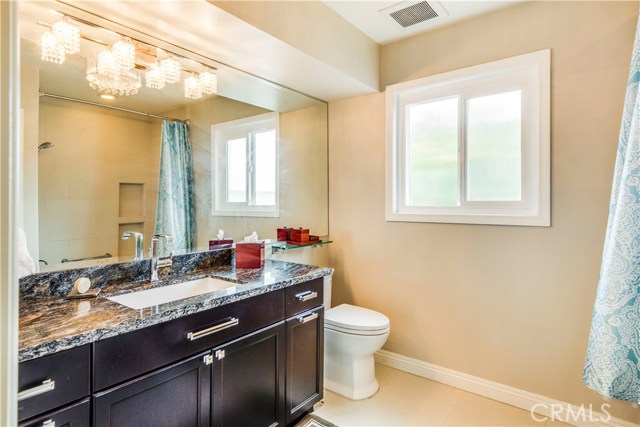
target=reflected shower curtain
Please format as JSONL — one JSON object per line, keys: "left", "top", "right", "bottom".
{"left": 584, "top": 11, "right": 640, "bottom": 403}
{"left": 154, "top": 120, "right": 195, "bottom": 253}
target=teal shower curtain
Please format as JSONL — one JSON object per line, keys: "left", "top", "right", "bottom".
{"left": 154, "top": 120, "right": 195, "bottom": 253}
{"left": 584, "top": 11, "right": 640, "bottom": 403}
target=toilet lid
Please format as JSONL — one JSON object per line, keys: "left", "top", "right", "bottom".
{"left": 325, "top": 304, "right": 390, "bottom": 332}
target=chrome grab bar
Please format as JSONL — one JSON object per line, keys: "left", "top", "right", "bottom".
{"left": 298, "top": 312, "right": 319, "bottom": 324}
{"left": 17, "top": 379, "right": 55, "bottom": 401}
{"left": 61, "top": 253, "right": 112, "bottom": 263}
{"left": 295, "top": 291, "right": 318, "bottom": 302}
{"left": 187, "top": 318, "right": 239, "bottom": 341}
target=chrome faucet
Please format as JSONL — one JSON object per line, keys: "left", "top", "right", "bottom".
{"left": 150, "top": 234, "right": 173, "bottom": 282}
{"left": 122, "top": 231, "right": 144, "bottom": 260}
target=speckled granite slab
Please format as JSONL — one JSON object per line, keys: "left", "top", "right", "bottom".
{"left": 19, "top": 257, "right": 333, "bottom": 363}
{"left": 20, "top": 248, "right": 234, "bottom": 299}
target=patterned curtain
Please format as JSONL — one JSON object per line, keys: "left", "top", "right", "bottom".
{"left": 584, "top": 11, "right": 640, "bottom": 403}
{"left": 154, "top": 120, "right": 195, "bottom": 253}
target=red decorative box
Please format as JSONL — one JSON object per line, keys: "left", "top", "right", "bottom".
{"left": 290, "top": 228, "right": 310, "bottom": 244}
{"left": 209, "top": 239, "right": 234, "bottom": 250}
{"left": 277, "top": 227, "right": 292, "bottom": 241}
{"left": 235, "top": 242, "right": 265, "bottom": 268}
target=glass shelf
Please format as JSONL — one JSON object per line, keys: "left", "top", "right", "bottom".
{"left": 266, "top": 239, "right": 333, "bottom": 253}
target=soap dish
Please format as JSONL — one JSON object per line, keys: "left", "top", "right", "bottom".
{"left": 67, "top": 288, "right": 101, "bottom": 299}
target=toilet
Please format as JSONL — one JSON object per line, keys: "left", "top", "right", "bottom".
{"left": 322, "top": 276, "right": 390, "bottom": 400}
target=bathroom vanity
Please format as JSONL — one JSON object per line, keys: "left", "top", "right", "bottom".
{"left": 18, "top": 252, "right": 330, "bottom": 427}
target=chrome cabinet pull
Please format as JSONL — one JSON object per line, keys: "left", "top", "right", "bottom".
{"left": 42, "top": 420, "right": 55, "bottom": 427}
{"left": 295, "top": 291, "right": 317, "bottom": 302}
{"left": 17, "top": 379, "right": 55, "bottom": 401}
{"left": 187, "top": 318, "right": 239, "bottom": 341}
{"left": 298, "top": 312, "right": 319, "bottom": 324}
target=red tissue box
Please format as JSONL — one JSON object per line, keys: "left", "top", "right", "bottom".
{"left": 209, "top": 239, "right": 234, "bottom": 250}
{"left": 235, "top": 242, "right": 265, "bottom": 268}
{"left": 277, "top": 227, "right": 292, "bottom": 241}
{"left": 290, "top": 228, "right": 310, "bottom": 244}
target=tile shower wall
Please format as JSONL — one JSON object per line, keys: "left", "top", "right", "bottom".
{"left": 38, "top": 97, "right": 160, "bottom": 266}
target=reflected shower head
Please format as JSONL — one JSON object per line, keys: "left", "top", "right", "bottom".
{"left": 38, "top": 142, "right": 54, "bottom": 152}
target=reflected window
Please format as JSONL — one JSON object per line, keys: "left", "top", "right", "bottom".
{"left": 212, "top": 112, "right": 279, "bottom": 217}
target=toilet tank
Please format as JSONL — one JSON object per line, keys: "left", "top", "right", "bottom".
{"left": 323, "top": 274, "right": 333, "bottom": 309}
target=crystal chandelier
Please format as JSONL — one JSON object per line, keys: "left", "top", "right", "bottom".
{"left": 199, "top": 70, "right": 217, "bottom": 95}
{"left": 184, "top": 75, "right": 202, "bottom": 99}
{"left": 40, "top": 30, "right": 65, "bottom": 64}
{"left": 161, "top": 57, "right": 182, "bottom": 83}
{"left": 52, "top": 18, "right": 80, "bottom": 55}
{"left": 39, "top": 13, "right": 219, "bottom": 100}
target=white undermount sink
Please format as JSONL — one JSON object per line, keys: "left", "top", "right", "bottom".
{"left": 107, "top": 277, "right": 241, "bottom": 309}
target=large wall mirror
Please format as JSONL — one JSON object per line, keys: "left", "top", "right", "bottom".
{"left": 19, "top": 1, "right": 328, "bottom": 272}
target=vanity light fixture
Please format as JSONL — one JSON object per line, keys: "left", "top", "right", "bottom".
{"left": 199, "top": 70, "right": 217, "bottom": 95}
{"left": 40, "top": 30, "right": 65, "bottom": 64}
{"left": 39, "top": 11, "right": 218, "bottom": 99}
{"left": 184, "top": 74, "right": 202, "bottom": 99}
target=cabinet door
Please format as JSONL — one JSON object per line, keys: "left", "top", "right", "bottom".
{"left": 19, "top": 398, "right": 90, "bottom": 427}
{"left": 212, "top": 322, "right": 286, "bottom": 427}
{"left": 94, "top": 352, "right": 211, "bottom": 427}
{"left": 286, "top": 307, "right": 324, "bottom": 425}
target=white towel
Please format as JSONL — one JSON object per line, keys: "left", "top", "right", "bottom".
{"left": 17, "top": 228, "right": 35, "bottom": 278}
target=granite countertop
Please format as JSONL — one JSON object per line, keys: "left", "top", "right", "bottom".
{"left": 19, "top": 260, "right": 333, "bottom": 363}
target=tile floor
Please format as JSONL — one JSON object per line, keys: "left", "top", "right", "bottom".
{"left": 315, "top": 364, "right": 573, "bottom": 427}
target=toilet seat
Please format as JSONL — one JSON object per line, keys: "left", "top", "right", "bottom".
{"left": 325, "top": 304, "right": 390, "bottom": 336}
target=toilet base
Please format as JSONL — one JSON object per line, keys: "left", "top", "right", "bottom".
{"left": 324, "top": 352, "right": 380, "bottom": 400}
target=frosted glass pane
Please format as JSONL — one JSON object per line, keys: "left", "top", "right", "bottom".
{"left": 466, "top": 91, "right": 522, "bottom": 201}
{"left": 254, "top": 130, "right": 276, "bottom": 206}
{"left": 406, "top": 97, "right": 459, "bottom": 206}
{"left": 226, "top": 138, "right": 246, "bottom": 203}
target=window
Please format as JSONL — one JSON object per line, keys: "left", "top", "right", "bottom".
{"left": 386, "top": 50, "right": 550, "bottom": 226}
{"left": 212, "top": 112, "right": 279, "bottom": 217}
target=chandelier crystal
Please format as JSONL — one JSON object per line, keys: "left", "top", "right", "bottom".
{"left": 145, "top": 65, "right": 166, "bottom": 90}
{"left": 161, "top": 57, "right": 182, "bottom": 83}
{"left": 97, "top": 50, "right": 120, "bottom": 79}
{"left": 184, "top": 76, "right": 202, "bottom": 99}
{"left": 52, "top": 18, "right": 80, "bottom": 55}
{"left": 199, "top": 70, "right": 217, "bottom": 95}
{"left": 112, "top": 38, "right": 136, "bottom": 72}
{"left": 87, "top": 69, "right": 141, "bottom": 96}
{"left": 40, "top": 30, "right": 65, "bottom": 64}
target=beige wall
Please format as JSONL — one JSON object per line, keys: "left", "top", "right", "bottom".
{"left": 328, "top": 1, "right": 640, "bottom": 422}
{"left": 38, "top": 98, "right": 159, "bottom": 266}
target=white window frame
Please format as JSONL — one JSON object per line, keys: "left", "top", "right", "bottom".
{"left": 386, "top": 50, "right": 550, "bottom": 226}
{"left": 211, "top": 112, "right": 280, "bottom": 217}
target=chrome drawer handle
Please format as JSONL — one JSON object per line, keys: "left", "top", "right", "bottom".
{"left": 298, "top": 312, "right": 318, "bottom": 324}
{"left": 42, "top": 420, "right": 55, "bottom": 427}
{"left": 295, "top": 291, "right": 317, "bottom": 302}
{"left": 187, "top": 317, "right": 239, "bottom": 341}
{"left": 17, "top": 379, "right": 55, "bottom": 401}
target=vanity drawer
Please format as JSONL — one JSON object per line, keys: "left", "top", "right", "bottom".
{"left": 18, "top": 345, "right": 91, "bottom": 422}
{"left": 19, "top": 398, "right": 90, "bottom": 427}
{"left": 93, "top": 289, "right": 285, "bottom": 391}
{"left": 285, "top": 278, "right": 323, "bottom": 317}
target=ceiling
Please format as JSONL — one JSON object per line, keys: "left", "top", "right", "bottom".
{"left": 324, "top": 0, "right": 524, "bottom": 45}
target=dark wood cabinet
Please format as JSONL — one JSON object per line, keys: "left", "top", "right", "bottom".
{"left": 286, "top": 307, "right": 324, "bottom": 425}
{"left": 18, "top": 345, "right": 91, "bottom": 422}
{"left": 19, "top": 398, "right": 90, "bottom": 427}
{"left": 93, "top": 352, "right": 211, "bottom": 427}
{"left": 211, "top": 322, "right": 286, "bottom": 427}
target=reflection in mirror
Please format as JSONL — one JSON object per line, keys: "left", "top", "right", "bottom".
{"left": 19, "top": 1, "right": 328, "bottom": 272}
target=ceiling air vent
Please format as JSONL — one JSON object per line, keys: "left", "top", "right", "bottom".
{"left": 389, "top": 1, "right": 439, "bottom": 28}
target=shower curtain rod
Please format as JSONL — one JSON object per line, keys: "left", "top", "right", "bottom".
{"left": 39, "top": 92, "right": 189, "bottom": 124}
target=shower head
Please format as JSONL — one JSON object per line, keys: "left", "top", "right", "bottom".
{"left": 38, "top": 142, "right": 54, "bottom": 152}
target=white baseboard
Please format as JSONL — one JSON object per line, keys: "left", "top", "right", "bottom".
{"left": 374, "top": 350, "right": 638, "bottom": 427}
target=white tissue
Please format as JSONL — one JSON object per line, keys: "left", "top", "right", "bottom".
{"left": 242, "top": 231, "right": 260, "bottom": 243}
{"left": 217, "top": 229, "right": 224, "bottom": 240}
